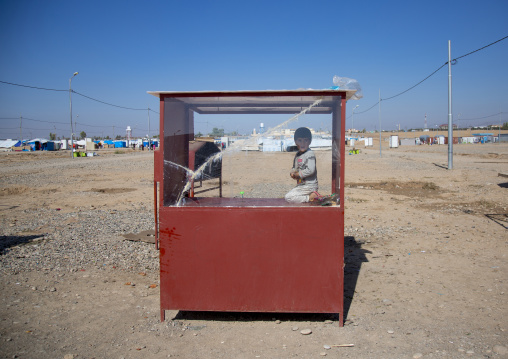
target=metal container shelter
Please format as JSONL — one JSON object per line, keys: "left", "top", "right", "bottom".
{"left": 149, "top": 89, "right": 356, "bottom": 326}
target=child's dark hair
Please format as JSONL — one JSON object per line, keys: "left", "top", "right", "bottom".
{"left": 294, "top": 127, "right": 312, "bottom": 142}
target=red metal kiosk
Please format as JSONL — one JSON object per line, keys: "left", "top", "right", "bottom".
{"left": 149, "top": 89, "right": 356, "bottom": 326}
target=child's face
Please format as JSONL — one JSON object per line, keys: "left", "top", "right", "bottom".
{"left": 295, "top": 137, "right": 311, "bottom": 152}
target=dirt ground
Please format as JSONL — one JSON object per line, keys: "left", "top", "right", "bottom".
{"left": 0, "top": 141, "right": 507, "bottom": 359}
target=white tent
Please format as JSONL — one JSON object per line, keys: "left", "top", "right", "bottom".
{"left": 0, "top": 139, "right": 20, "bottom": 148}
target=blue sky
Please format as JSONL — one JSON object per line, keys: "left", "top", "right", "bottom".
{"left": 0, "top": 0, "right": 507, "bottom": 139}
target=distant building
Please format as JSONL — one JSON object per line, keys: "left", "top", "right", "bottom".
{"left": 439, "top": 124, "right": 458, "bottom": 130}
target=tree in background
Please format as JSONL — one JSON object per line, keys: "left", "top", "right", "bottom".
{"left": 49, "top": 132, "right": 56, "bottom": 140}
{"left": 115, "top": 135, "right": 122, "bottom": 140}
{"left": 502, "top": 122, "right": 508, "bottom": 130}
{"left": 210, "top": 127, "right": 225, "bottom": 137}
{"left": 80, "top": 131, "right": 87, "bottom": 139}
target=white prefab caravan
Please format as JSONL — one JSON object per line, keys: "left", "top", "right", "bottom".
{"left": 389, "top": 135, "right": 399, "bottom": 148}
{"left": 401, "top": 138, "right": 417, "bottom": 146}
{"left": 364, "top": 137, "right": 373, "bottom": 147}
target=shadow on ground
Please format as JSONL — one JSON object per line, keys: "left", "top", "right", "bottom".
{"left": 344, "top": 236, "right": 371, "bottom": 321}
{"left": 0, "top": 234, "right": 45, "bottom": 255}
{"left": 173, "top": 311, "right": 339, "bottom": 322}
{"left": 485, "top": 213, "right": 508, "bottom": 229}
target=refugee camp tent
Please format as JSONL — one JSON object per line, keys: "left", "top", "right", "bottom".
{"left": 103, "top": 140, "right": 115, "bottom": 148}
{"left": 45, "top": 141, "right": 61, "bottom": 151}
{"left": 261, "top": 138, "right": 285, "bottom": 152}
{"left": 0, "top": 139, "right": 20, "bottom": 151}
{"left": 143, "top": 139, "right": 159, "bottom": 148}
{"left": 435, "top": 135, "right": 445, "bottom": 145}
{"left": 473, "top": 133, "right": 494, "bottom": 143}
{"left": 420, "top": 135, "right": 432, "bottom": 144}
{"left": 28, "top": 139, "right": 48, "bottom": 151}
{"left": 74, "top": 140, "right": 86, "bottom": 149}
{"left": 310, "top": 138, "right": 333, "bottom": 150}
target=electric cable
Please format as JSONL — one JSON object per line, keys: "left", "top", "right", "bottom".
{"left": 459, "top": 112, "right": 504, "bottom": 121}
{"left": 0, "top": 117, "right": 67, "bottom": 125}
{"left": 72, "top": 91, "right": 148, "bottom": 111}
{"left": 356, "top": 101, "right": 380, "bottom": 115}
{"left": 356, "top": 35, "right": 508, "bottom": 114}
{"left": 381, "top": 63, "right": 448, "bottom": 101}
{"left": 453, "top": 35, "right": 508, "bottom": 61}
{"left": 0, "top": 80, "right": 67, "bottom": 92}
{"left": 0, "top": 36, "right": 506, "bottom": 133}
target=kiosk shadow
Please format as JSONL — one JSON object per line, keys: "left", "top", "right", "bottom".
{"left": 173, "top": 311, "right": 337, "bottom": 322}
{"left": 0, "top": 234, "right": 45, "bottom": 255}
{"left": 343, "top": 236, "right": 371, "bottom": 321}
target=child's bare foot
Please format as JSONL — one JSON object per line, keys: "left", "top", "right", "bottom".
{"left": 309, "top": 191, "right": 321, "bottom": 202}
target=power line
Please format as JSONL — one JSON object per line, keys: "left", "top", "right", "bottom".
{"left": 0, "top": 80, "right": 67, "bottom": 92}
{"left": 0, "top": 80, "right": 159, "bottom": 113}
{"left": 75, "top": 122, "right": 116, "bottom": 128}
{"left": 1, "top": 126, "right": 68, "bottom": 131}
{"left": 0, "top": 36, "right": 505, "bottom": 130}
{"left": 356, "top": 35, "right": 508, "bottom": 114}
{"left": 0, "top": 117, "right": 69, "bottom": 125}
{"left": 383, "top": 35, "right": 507, "bottom": 102}
{"left": 72, "top": 90, "right": 148, "bottom": 111}
{"left": 382, "top": 63, "right": 448, "bottom": 101}
{"left": 356, "top": 101, "right": 380, "bottom": 115}
{"left": 23, "top": 118, "right": 68, "bottom": 125}
{"left": 459, "top": 112, "right": 505, "bottom": 121}
{"left": 453, "top": 35, "right": 508, "bottom": 61}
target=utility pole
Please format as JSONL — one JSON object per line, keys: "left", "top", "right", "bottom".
{"left": 19, "top": 114, "right": 22, "bottom": 145}
{"left": 352, "top": 105, "right": 359, "bottom": 134}
{"left": 379, "top": 89, "right": 382, "bottom": 157}
{"left": 447, "top": 40, "right": 453, "bottom": 170}
{"left": 499, "top": 110, "right": 502, "bottom": 144}
{"left": 147, "top": 107, "right": 151, "bottom": 151}
{"left": 69, "top": 72, "right": 78, "bottom": 158}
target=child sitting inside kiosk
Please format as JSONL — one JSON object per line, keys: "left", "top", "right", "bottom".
{"left": 285, "top": 127, "right": 322, "bottom": 203}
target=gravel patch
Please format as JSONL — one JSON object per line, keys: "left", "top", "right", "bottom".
{"left": 1, "top": 207, "right": 157, "bottom": 274}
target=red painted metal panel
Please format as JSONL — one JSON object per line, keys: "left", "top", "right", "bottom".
{"left": 159, "top": 205, "right": 344, "bottom": 314}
